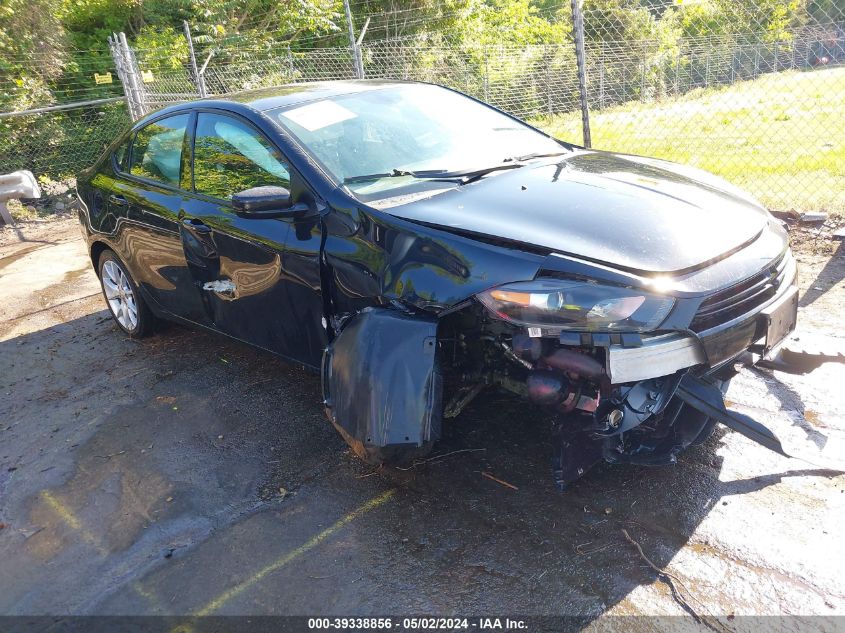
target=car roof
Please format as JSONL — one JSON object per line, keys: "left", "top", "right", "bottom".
{"left": 135, "top": 80, "right": 417, "bottom": 128}
{"left": 227, "top": 79, "right": 414, "bottom": 111}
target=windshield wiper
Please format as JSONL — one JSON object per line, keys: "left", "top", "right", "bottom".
{"left": 344, "top": 168, "right": 425, "bottom": 184}
{"left": 344, "top": 163, "right": 524, "bottom": 186}
{"left": 505, "top": 151, "right": 568, "bottom": 162}
{"left": 343, "top": 151, "right": 571, "bottom": 185}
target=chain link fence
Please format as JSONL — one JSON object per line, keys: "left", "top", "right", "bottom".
{"left": 2, "top": 1, "right": 844, "bottom": 215}
{"left": 0, "top": 100, "right": 130, "bottom": 178}
{"left": 140, "top": 41, "right": 582, "bottom": 124}
{"left": 570, "top": 0, "right": 845, "bottom": 215}
{"left": 0, "top": 43, "right": 132, "bottom": 179}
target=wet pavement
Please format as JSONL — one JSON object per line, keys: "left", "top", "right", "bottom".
{"left": 1, "top": 219, "right": 844, "bottom": 626}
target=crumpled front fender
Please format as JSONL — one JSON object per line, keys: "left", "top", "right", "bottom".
{"left": 322, "top": 307, "right": 442, "bottom": 449}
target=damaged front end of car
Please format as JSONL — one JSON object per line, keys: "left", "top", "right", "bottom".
{"left": 429, "top": 295, "right": 754, "bottom": 489}
{"left": 319, "top": 202, "right": 814, "bottom": 488}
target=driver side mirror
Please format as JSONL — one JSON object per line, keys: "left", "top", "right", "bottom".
{"left": 232, "top": 186, "right": 311, "bottom": 219}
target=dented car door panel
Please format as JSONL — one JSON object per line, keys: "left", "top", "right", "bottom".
{"left": 175, "top": 108, "right": 328, "bottom": 367}
{"left": 179, "top": 195, "right": 293, "bottom": 351}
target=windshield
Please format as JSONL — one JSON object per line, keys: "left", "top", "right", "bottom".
{"left": 271, "top": 83, "right": 566, "bottom": 201}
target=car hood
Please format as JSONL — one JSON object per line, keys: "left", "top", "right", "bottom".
{"left": 375, "top": 150, "right": 772, "bottom": 275}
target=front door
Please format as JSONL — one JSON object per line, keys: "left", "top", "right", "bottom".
{"left": 180, "top": 110, "right": 327, "bottom": 367}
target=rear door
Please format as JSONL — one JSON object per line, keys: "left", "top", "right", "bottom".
{"left": 179, "top": 110, "right": 327, "bottom": 366}
{"left": 118, "top": 112, "right": 209, "bottom": 323}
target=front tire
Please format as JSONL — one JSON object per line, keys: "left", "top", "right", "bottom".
{"left": 97, "top": 250, "right": 155, "bottom": 338}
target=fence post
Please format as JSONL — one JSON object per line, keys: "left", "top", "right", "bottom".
{"left": 570, "top": 0, "right": 591, "bottom": 148}
{"left": 108, "top": 35, "right": 130, "bottom": 119}
{"left": 183, "top": 22, "right": 207, "bottom": 98}
{"left": 599, "top": 46, "right": 605, "bottom": 109}
{"left": 483, "top": 46, "right": 490, "bottom": 102}
{"left": 675, "top": 50, "right": 681, "bottom": 95}
{"left": 641, "top": 42, "right": 647, "bottom": 96}
{"left": 109, "top": 33, "right": 141, "bottom": 120}
{"left": 343, "top": 0, "right": 364, "bottom": 79}
{"left": 118, "top": 32, "right": 147, "bottom": 118}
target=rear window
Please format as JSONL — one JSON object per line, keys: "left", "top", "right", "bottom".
{"left": 129, "top": 114, "right": 190, "bottom": 187}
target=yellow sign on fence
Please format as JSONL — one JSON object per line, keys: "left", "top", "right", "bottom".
{"left": 93, "top": 72, "right": 113, "bottom": 85}
{"left": 141, "top": 70, "right": 155, "bottom": 83}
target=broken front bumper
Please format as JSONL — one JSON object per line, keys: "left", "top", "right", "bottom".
{"left": 607, "top": 282, "right": 800, "bottom": 384}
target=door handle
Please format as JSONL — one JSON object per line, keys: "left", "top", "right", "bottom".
{"left": 108, "top": 194, "right": 128, "bottom": 207}
{"left": 182, "top": 218, "right": 212, "bottom": 234}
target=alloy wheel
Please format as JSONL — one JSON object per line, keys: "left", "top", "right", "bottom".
{"left": 101, "top": 259, "right": 138, "bottom": 331}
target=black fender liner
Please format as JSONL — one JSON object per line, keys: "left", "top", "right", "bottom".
{"left": 322, "top": 307, "right": 442, "bottom": 449}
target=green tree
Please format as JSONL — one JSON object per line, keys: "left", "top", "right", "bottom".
{"left": 677, "top": 0, "right": 806, "bottom": 42}
{"left": 0, "top": 0, "right": 66, "bottom": 106}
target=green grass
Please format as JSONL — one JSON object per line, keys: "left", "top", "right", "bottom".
{"left": 534, "top": 67, "right": 845, "bottom": 215}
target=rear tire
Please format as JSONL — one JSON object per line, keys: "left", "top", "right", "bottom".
{"left": 97, "top": 250, "right": 156, "bottom": 338}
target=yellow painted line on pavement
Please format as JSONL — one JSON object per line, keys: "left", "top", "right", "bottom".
{"left": 133, "top": 582, "right": 167, "bottom": 611}
{"left": 41, "top": 490, "right": 168, "bottom": 614}
{"left": 194, "top": 488, "right": 396, "bottom": 617}
{"left": 40, "top": 490, "right": 108, "bottom": 555}
{"left": 40, "top": 484, "right": 390, "bottom": 622}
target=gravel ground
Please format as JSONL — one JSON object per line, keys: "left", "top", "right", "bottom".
{"left": 1, "top": 216, "right": 844, "bottom": 630}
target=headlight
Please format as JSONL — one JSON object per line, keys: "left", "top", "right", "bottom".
{"left": 476, "top": 279, "right": 674, "bottom": 332}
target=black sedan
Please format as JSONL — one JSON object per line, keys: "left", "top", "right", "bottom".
{"left": 77, "top": 81, "right": 799, "bottom": 487}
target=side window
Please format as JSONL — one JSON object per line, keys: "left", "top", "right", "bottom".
{"left": 193, "top": 112, "right": 291, "bottom": 200}
{"left": 129, "top": 114, "right": 190, "bottom": 187}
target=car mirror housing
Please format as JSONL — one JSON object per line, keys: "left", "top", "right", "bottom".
{"left": 232, "top": 186, "right": 309, "bottom": 219}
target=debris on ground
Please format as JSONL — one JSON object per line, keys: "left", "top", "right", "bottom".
{"left": 622, "top": 529, "right": 716, "bottom": 626}
{"left": 800, "top": 212, "right": 828, "bottom": 224}
{"left": 481, "top": 471, "right": 519, "bottom": 490}
{"left": 395, "top": 448, "right": 486, "bottom": 471}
